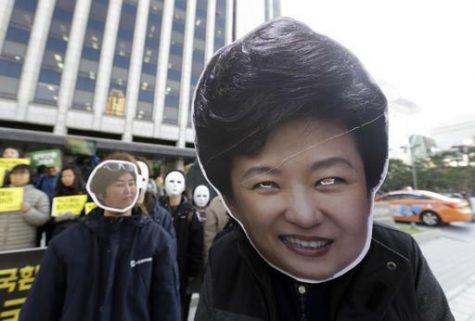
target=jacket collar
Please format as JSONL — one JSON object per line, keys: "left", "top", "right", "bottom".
{"left": 234, "top": 227, "right": 411, "bottom": 321}
{"left": 81, "top": 207, "right": 149, "bottom": 235}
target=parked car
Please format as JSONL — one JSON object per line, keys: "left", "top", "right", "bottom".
{"left": 375, "top": 190, "right": 474, "bottom": 226}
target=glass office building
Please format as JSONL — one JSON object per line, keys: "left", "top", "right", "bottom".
{"left": 0, "top": 0, "right": 279, "bottom": 149}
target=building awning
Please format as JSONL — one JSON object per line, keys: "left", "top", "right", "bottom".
{"left": 0, "top": 127, "right": 196, "bottom": 159}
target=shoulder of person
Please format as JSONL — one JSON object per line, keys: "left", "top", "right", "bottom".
{"left": 372, "top": 222, "right": 418, "bottom": 259}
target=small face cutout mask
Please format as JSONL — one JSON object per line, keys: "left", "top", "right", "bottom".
{"left": 193, "top": 185, "right": 210, "bottom": 208}
{"left": 86, "top": 160, "right": 145, "bottom": 213}
{"left": 164, "top": 171, "right": 186, "bottom": 197}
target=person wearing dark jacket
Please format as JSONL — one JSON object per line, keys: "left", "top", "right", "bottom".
{"left": 45, "top": 165, "right": 89, "bottom": 243}
{"left": 21, "top": 157, "right": 180, "bottom": 321}
{"left": 192, "top": 17, "right": 453, "bottom": 321}
{"left": 159, "top": 170, "right": 203, "bottom": 321}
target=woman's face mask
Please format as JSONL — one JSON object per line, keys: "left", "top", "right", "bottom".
{"left": 86, "top": 160, "right": 146, "bottom": 213}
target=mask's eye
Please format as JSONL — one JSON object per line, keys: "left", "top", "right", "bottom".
{"left": 320, "top": 177, "right": 336, "bottom": 186}
{"left": 252, "top": 181, "right": 278, "bottom": 191}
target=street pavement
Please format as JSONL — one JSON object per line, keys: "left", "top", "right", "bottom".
{"left": 188, "top": 222, "right": 475, "bottom": 321}
{"left": 418, "top": 222, "right": 475, "bottom": 321}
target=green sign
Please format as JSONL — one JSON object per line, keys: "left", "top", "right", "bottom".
{"left": 64, "top": 137, "right": 97, "bottom": 156}
{"left": 26, "top": 149, "right": 62, "bottom": 168}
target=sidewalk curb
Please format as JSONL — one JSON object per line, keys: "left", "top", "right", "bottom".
{"left": 413, "top": 228, "right": 443, "bottom": 243}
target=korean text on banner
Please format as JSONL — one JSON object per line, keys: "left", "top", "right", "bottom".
{"left": 0, "top": 158, "right": 31, "bottom": 171}
{"left": 51, "top": 195, "right": 88, "bottom": 217}
{"left": 0, "top": 248, "right": 45, "bottom": 320}
{"left": 0, "top": 187, "right": 24, "bottom": 213}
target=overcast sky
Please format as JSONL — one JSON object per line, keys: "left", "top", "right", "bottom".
{"left": 280, "top": 0, "right": 475, "bottom": 147}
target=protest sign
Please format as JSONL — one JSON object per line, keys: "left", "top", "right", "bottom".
{"left": 26, "top": 149, "right": 62, "bottom": 168}
{"left": 84, "top": 202, "right": 97, "bottom": 215}
{"left": 0, "top": 188, "right": 23, "bottom": 213}
{"left": 0, "top": 248, "right": 45, "bottom": 320}
{"left": 0, "top": 167, "right": 5, "bottom": 186}
{"left": 0, "top": 158, "right": 30, "bottom": 171}
{"left": 51, "top": 195, "right": 88, "bottom": 217}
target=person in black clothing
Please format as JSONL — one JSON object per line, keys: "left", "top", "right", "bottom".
{"left": 21, "top": 154, "right": 180, "bottom": 321}
{"left": 160, "top": 170, "right": 203, "bottom": 321}
{"left": 192, "top": 17, "right": 453, "bottom": 320}
{"left": 45, "top": 165, "right": 89, "bottom": 242}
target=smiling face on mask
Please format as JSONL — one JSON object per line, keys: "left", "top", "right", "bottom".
{"left": 164, "top": 171, "right": 186, "bottom": 197}
{"left": 193, "top": 185, "right": 210, "bottom": 208}
{"left": 227, "top": 118, "right": 371, "bottom": 282}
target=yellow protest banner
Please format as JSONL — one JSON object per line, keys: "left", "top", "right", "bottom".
{"left": 84, "top": 202, "right": 97, "bottom": 215}
{"left": 0, "top": 187, "right": 24, "bottom": 212}
{"left": 0, "top": 158, "right": 30, "bottom": 171}
{"left": 0, "top": 167, "right": 5, "bottom": 186}
{"left": 51, "top": 195, "right": 88, "bottom": 217}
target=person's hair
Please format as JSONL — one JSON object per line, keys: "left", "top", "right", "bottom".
{"left": 89, "top": 152, "right": 137, "bottom": 195}
{"left": 55, "top": 165, "right": 85, "bottom": 196}
{"left": 193, "top": 17, "right": 388, "bottom": 199}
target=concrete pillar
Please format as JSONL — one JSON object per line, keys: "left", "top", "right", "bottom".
{"left": 16, "top": 0, "right": 56, "bottom": 121}
{"left": 0, "top": 0, "right": 15, "bottom": 54}
{"left": 54, "top": 0, "right": 93, "bottom": 135}
{"left": 122, "top": 0, "right": 150, "bottom": 142}
{"left": 152, "top": 0, "right": 175, "bottom": 137}
{"left": 204, "top": 0, "right": 216, "bottom": 62}
{"left": 225, "top": 0, "right": 233, "bottom": 44}
{"left": 177, "top": 0, "right": 197, "bottom": 148}
{"left": 92, "top": 0, "right": 123, "bottom": 130}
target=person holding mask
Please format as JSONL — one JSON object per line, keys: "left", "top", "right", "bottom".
{"left": 192, "top": 17, "right": 453, "bottom": 321}
{"left": 159, "top": 170, "right": 203, "bottom": 321}
{"left": 0, "top": 164, "right": 49, "bottom": 251}
{"left": 21, "top": 153, "right": 180, "bottom": 321}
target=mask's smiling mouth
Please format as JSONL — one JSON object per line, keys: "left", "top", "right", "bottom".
{"left": 279, "top": 235, "right": 334, "bottom": 256}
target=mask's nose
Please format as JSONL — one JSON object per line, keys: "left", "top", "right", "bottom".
{"left": 284, "top": 189, "right": 324, "bottom": 228}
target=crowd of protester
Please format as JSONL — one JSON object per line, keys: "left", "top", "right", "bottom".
{"left": 0, "top": 146, "right": 231, "bottom": 320}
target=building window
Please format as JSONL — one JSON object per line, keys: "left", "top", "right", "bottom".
{"left": 34, "top": 0, "right": 76, "bottom": 106}
{"left": 136, "top": 0, "right": 164, "bottom": 121}
{"left": 0, "top": 0, "right": 38, "bottom": 99}
{"left": 106, "top": 1, "right": 138, "bottom": 117}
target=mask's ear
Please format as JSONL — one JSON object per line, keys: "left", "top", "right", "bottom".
{"left": 136, "top": 161, "right": 149, "bottom": 201}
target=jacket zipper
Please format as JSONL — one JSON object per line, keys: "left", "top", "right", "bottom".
{"left": 295, "top": 283, "right": 308, "bottom": 321}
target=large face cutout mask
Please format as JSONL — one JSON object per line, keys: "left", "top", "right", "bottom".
{"left": 164, "top": 171, "right": 186, "bottom": 197}
{"left": 195, "top": 117, "right": 386, "bottom": 284}
{"left": 86, "top": 160, "right": 145, "bottom": 213}
{"left": 193, "top": 184, "right": 210, "bottom": 208}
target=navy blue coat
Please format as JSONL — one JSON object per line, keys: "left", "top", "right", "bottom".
{"left": 20, "top": 208, "right": 181, "bottom": 321}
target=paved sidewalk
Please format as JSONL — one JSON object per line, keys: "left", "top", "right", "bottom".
{"left": 419, "top": 236, "right": 475, "bottom": 321}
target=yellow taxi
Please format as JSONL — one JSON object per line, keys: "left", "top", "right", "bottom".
{"left": 375, "top": 190, "right": 474, "bottom": 226}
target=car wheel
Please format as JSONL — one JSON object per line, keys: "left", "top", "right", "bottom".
{"left": 420, "top": 211, "right": 441, "bottom": 226}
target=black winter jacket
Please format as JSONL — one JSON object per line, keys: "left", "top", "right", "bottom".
{"left": 195, "top": 223, "right": 454, "bottom": 321}
{"left": 20, "top": 207, "right": 181, "bottom": 321}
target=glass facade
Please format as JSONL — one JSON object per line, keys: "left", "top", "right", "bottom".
{"left": 188, "top": 0, "right": 207, "bottom": 126}
{"left": 214, "top": 0, "right": 226, "bottom": 53}
{"left": 34, "top": 0, "right": 76, "bottom": 105}
{"left": 136, "top": 0, "right": 164, "bottom": 121}
{"left": 163, "top": 0, "right": 187, "bottom": 124}
{"left": 106, "top": 0, "right": 138, "bottom": 117}
{"left": 72, "top": 0, "right": 109, "bottom": 112}
{"left": 0, "top": 0, "right": 38, "bottom": 99}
